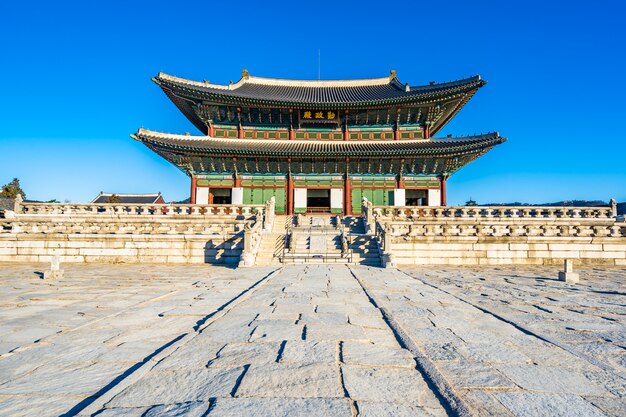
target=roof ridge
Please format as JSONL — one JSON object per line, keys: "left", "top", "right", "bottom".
{"left": 98, "top": 192, "right": 162, "bottom": 196}
{"left": 246, "top": 75, "right": 394, "bottom": 88}
{"left": 154, "top": 71, "right": 483, "bottom": 91}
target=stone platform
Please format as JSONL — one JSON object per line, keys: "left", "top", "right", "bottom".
{"left": 0, "top": 264, "right": 624, "bottom": 416}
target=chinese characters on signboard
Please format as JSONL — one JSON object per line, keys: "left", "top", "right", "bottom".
{"left": 300, "top": 110, "right": 337, "bottom": 121}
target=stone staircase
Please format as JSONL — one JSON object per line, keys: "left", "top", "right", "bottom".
{"left": 254, "top": 215, "right": 289, "bottom": 266}
{"left": 253, "top": 215, "right": 382, "bottom": 267}
{"left": 286, "top": 228, "right": 347, "bottom": 264}
{"left": 280, "top": 215, "right": 381, "bottom": 266}
{"left": 342, "top": 216, "right": 381, "bottom": 266}
{"left": 349, "top": 234, "right": 381, "bottom": 266}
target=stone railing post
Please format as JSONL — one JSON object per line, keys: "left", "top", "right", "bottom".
{"left": 238, "top": 221, "right": 256, "bottom": 267}
{"left": 384, "top": 223, "right": 392, "bottom": 252}
{"left": 14, "top": 194, "right": 23, "bottom": 213}
{"left": 362, "top": 197, "right": 375, "bottom": 234}
{"left": 264, "top": 197, "right": 275, "bottom": 232}
{"left": 244, "top": 222, "right": 252, "bottom": 253}
{"left": 610, "top": 199, "right": 617, "bottom": 217}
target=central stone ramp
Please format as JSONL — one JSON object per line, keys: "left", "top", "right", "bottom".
{"left": 281, "top": 216, "right": 381, "bottom": 266}
{"left": 93, "top": 265, "right": 447, "bottom": 416}
{"left": 282, "top": 215, "right": 347, "bottom": 264}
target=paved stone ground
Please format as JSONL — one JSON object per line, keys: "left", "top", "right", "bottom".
{"left": 0, "top": 263, "right": 624, "bottom": 416}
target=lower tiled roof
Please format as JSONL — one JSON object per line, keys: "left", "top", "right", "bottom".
{"left": 132, "top": 129, "right": 505, "bottom": 158}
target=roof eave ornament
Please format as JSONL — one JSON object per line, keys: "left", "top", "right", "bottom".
{"left": 242, "top": 68, "right": 250, "bottom": 80}
{"left": 389, "top": 69, "right": 397, "bottom": 81}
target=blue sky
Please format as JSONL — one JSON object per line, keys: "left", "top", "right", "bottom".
{"left": 1, "top": 0, "right": 624, "bottom": 204}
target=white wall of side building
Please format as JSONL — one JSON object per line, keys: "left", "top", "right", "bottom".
{"left": 294, "top": 188, "right": 307, "bottom": 211}
{"left": 196, "top": 187, "right": 209, "bottom": 204}
{"left": 394, "top": 189, "right": 406, "bottom": 206}
{"left": 330, "top": 188, "right": 343, "bottom": 211}
{"left": 428, "top": 189, "right": 441, "bottom": 206}
{"left": 231, "top": 187, "right": 243, "bottom": 204}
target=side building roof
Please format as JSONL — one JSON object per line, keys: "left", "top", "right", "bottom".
{"left": 91, "top": 192, "right": 165, "bottom": 204}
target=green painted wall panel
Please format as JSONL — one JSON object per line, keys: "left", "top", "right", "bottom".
{"left": 242, "top": 187, "right": 286, "bottom": 213}
{"left": 243, "top": 188, "right": 253, "bottom": 204}
{"left": 351, "top": 188, "right": 393, "bottom": 213}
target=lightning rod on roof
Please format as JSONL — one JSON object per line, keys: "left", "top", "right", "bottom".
{"left": 318, "top": 48, "right": 321, "bottom": 80}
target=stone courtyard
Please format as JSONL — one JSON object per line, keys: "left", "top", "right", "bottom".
{"left": 0, "top": 263, "right": 624, "bottom": 416}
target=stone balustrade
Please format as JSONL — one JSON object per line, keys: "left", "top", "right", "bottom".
{"left": 383, "top": 221, "right": 626, "bottom": 239}
{"left": 372, "top": 206, "right": 614, "bottom": 221}
{"left": 366, "top": 204, "right": 626, "bottom": 266}
{"left": 0, "top": 217, "right": 249, "bottom": 235}
{"left": 18, "top": 202, "right": 265, "bottom": 217}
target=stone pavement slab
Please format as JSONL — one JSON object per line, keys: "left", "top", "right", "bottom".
{"left": 350, "top": 265, "right": 626, "bottom": 417}
{"left": 0, "top": 263, "right": 624, "bottom": 416}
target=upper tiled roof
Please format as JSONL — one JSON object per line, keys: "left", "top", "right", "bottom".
{"left": 153, "top": 71, "right": 486, "bottom": 107}
{"left": 132, "top": 129, "right": 505, "bottom": 158}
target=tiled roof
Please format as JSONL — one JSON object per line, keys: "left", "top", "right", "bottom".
{"left": 132, "top": 129, "right": 505, "bottom": 158}
{"left": 154, "top": 72, "right": 486, "bottom": 107}
{"left": 91, "top": 193, "right": 164, "bottom": 204}
{"left": 0, "top": 197, "right": 14, "bottom": 213}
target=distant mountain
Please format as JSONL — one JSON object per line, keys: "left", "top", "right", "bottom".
{"left": 474, "top": 200, "right": 626, "bottom": 215}
{"left": 478, "top": 200, "right": 609, "bottom": 207}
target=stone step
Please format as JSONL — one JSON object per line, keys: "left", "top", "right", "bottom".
{"left": 352, "top": 258, "right": 380, "bottom": 264}
{"left": 352, "top": 250, "right": 380, "bottom": 257}
{"left": 351, "top": 246, "right": 379, "bottom": 251}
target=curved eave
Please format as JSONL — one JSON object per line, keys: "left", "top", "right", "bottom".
{"left": 132, "top": 129, "right": 506, "bottom": 159}
{"left": 153, "top": 74, "right": 485, "bottom": 109}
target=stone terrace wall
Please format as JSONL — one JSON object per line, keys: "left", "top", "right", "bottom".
{"left": 0, "top": 202, "right": 267, "bottom": 265}
{"left": 367, "top": 205, "right": 626, "bottom": 266}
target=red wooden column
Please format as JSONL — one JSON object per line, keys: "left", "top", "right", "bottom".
{"left": 208, "top": 123, "right": 215, "bottom": 137}
{"left": 190, "top": 176, "right": 197, "bottom": 204}
{"left": 344, "top": 161, "right": 352, "bottom": 215}
{"left": 394, "top": 108, "right": 401, "bottom": 140}
{"left": 343, "top": 110, "right": 349, "bottom": 141}
{"left": 289, "top": 109, "right": 295, "bottom": 140}
{"left": 237, "top": 108, "right": 243, "bottom": 139}
{"left": 287, "top": 171, "right": 294, "bottom": 215}
{"left": 440, "top": 176, "right": 447, "bottom": 206}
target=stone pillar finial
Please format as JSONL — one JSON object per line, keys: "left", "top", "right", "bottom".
{"left": 610, "top": 198, "right": 617, "bottom": 217}
{"left": 43, "top": 255, "right": 63, "bottom": 279}
{"left": 14, "top": 194, "right": 23, "bottom": 213}
{"left": 558, "top": 259, "right": 579, "bottom": 283}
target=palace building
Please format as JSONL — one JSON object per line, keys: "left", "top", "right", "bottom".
{"left": 133, "top": 70, "right": 505, "bottom": 214}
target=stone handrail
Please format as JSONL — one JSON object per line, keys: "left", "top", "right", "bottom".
{"left": 361, "top": 197, "right": 375, "bottom": 234}
{"left": 240, "top": 198, "right": 275, "bottom": 266}
{"left": 374, "top": 221, "right": 395, "bottom": 268}
{"left": 372, "top": 206, "right": 614, "bottom": 220}
{"left": 18, "top": 202, "right": 265, "bottom": 217}
{"left": 337, "top": 222, "right": 350, "bottom": 256}
{"left": 263, "top": 197, "right": 275, "bottom": 232}
{"left": 239, "top": 217, "right": 264, "bottom": 267}
{"left": 382, "top": 221, "right": 626, "bottom": 239}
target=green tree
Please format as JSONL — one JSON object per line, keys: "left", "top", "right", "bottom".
{"left": 0, "top": 178, "right": 26, "bottom": 199}
{"left": 105, "top": 194, "right": 121, "bottom": 203}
